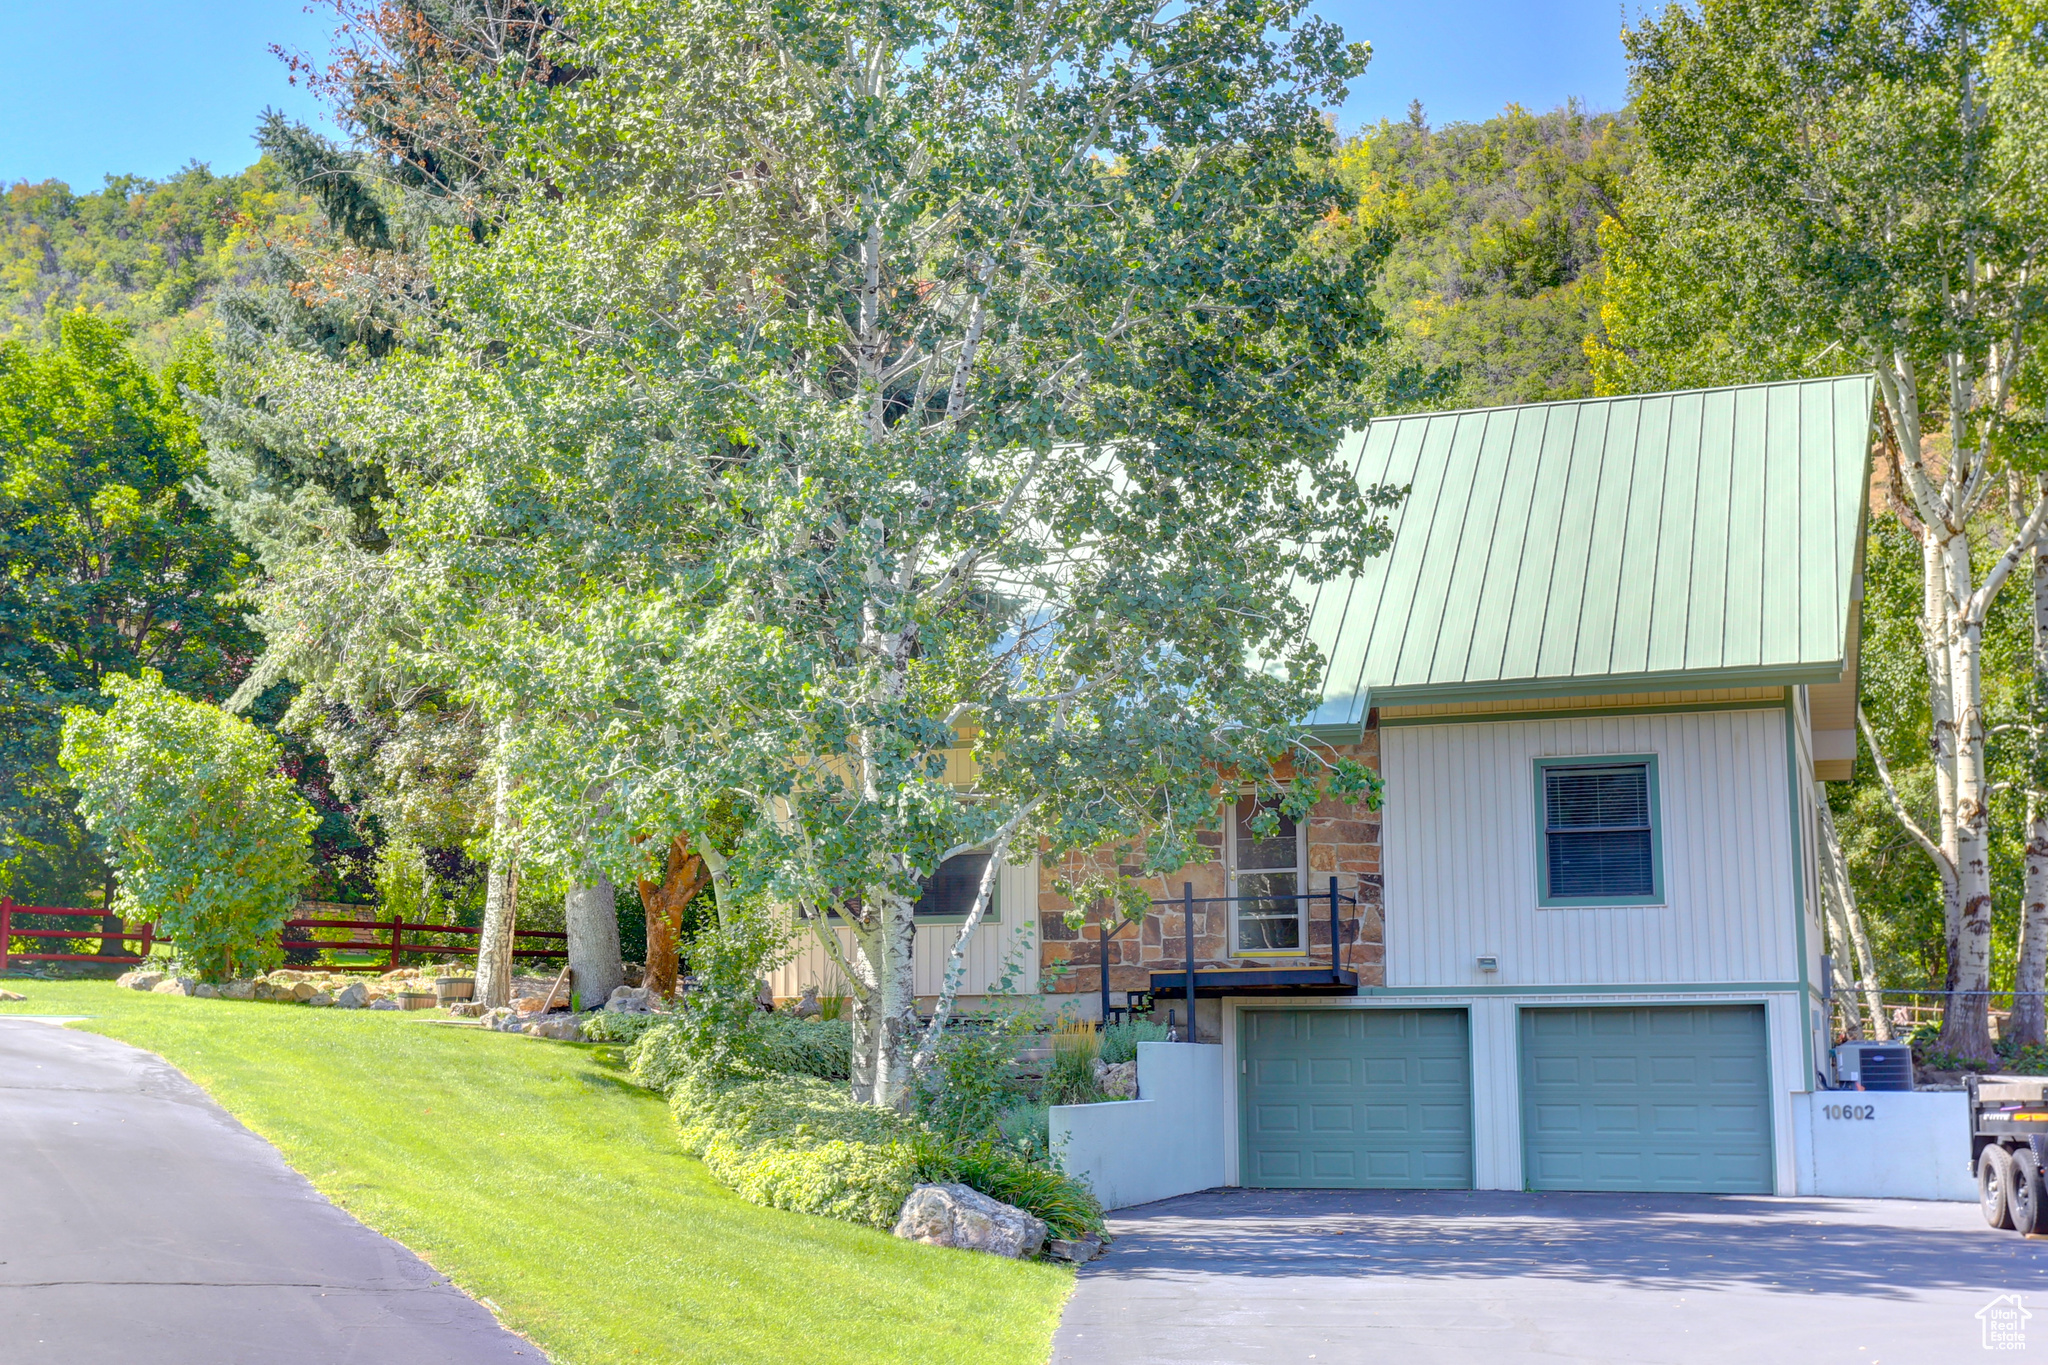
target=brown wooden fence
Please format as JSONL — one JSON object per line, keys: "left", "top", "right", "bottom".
{"left": 0, "top": 898, "right": 566, "bottom": 973}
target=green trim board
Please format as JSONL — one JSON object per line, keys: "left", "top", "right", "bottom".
{"left": 1300, "top": 376, "right": 1875, "bottom": 737}
{"left": 1220, "top": 981, "right": 1805, "bottom": 998}
{"left": 1534, "top": 754, "right": 1664, "bottom": 907}
{"left": 1376, "top": 697, "right": 1786, "bottom": 727}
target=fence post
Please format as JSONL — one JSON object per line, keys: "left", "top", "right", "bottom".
{"left": 1, "top": 896, "right": 11, "bottom": 973}
{"left": 389, "top": 914, "right": 403, "bottom": 971}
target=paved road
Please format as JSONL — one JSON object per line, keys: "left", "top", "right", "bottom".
{"left": 0, "top": 1018, "right": 540, "bottom": 1365}
{"left": 1053, "top": 1186, "right": 2048, "bottom": 1365}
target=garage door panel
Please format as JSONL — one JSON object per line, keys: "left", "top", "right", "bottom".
{"left": 1520, "top": 1005, "right": 1772, "bottom": 1194}
{"left": 1242, "top": 1009, "right": 1471, "bottom": 1190}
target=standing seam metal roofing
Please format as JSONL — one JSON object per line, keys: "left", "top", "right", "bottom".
{"left": 1305, "top": 375, "right": 1876, "bottom": 732}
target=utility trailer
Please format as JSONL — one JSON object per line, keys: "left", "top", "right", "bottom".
{"left": 1970, "top": 1074, "right": 2048, "bottom": 1233}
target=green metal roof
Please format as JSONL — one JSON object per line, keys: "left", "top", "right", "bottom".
{"left": 1306, "top": 375, "right": 1876, "bottom": 732}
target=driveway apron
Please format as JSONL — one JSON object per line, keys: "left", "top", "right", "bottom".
{"left": 0, "top": 1018, "right": 540, "bottom": 1365}
{"left": 1053, "top": 1186, "right": 2048, "bottom": 1365}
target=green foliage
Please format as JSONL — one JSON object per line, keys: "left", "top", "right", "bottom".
{"left": 921, "top": 1139, "right": 1106, "bottom": 1241}
{"left": 0, "top": 312, "right": 261, "bottom": 903}
{"left": 1043, "top": 1021, "right": 1105, "bottom": 1107}
{"left": 0, "top": 160, "right": 320, "bottom": 360}
{"left": 59, "top": 671, "right": 315, "bottom": 979}
{"left": 579, "top": 1009, "right": 669, "bottom": 1045}
{"left": 1325, "top": 101, "right": 1634, "bottom": 407}
{"left": 670, "top": 1070, "right": 923, "bottom": 1229}
{"left": 1098, "top": 1020, "right": 1170, "bottom": 1065}
{"left": 916, "top": 1018, "right": 1032, "bottom": 1139}
{"left": 996, "top": 1102, "right": 1052, "bottom": 1162}
{"left": 626, "top": 1013, "right": 853, "bottom": 1091}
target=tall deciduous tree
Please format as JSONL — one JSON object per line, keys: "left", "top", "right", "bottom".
{"left": 0, "top": 314, "right": 257, "bottom": 906}
{"left": 1612, "top": 0, "right": 2048, "bottom": 1059}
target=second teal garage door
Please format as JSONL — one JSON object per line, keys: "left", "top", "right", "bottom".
{"left": 1519, "top": 1005, "right": 1773, "bottom": 1193}
{"left": 1241, "top": 1008, "right": 1472, "bottom": 1188}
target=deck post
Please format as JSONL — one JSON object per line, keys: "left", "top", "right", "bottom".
{"left": 1099, "top": 919, "right": 1111, "bottom": 1024}
{"left": 1329, "top": 875, "right": 1341, "bottom": 978}
{"left": 1184, "top": 882, "right": 1196, "bottom": 1044}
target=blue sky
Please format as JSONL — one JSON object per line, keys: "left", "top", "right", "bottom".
{"left": 0, "top": 1, "right": 1635, "bottom": 189}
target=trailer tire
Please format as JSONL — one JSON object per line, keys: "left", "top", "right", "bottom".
{"left": 2014, "top": 1150, "right": 2045, "bottom": 1236}
{"left": 1982, "top": 1145, "right": 2017, "bottom": 1230}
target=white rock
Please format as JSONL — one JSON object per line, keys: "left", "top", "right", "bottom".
{"left": 152, "top": 977, "right": 194, "bottom": 996}
{"left": 893, "top": 1183, "right": 1047, "bottom": 1259}
{"left": 334, "top": 982, "right": 370, "bottom": 1009}
{"left": 192, "top": 983, "right": 220, "bottom": 999}
{"left": 526, "top": 1014, "right": 585, "bottom": 1041}
{"left": 305, "top": 990, "right": 335, "bottom": 1008}
{"left": 604, "top": 984, "right": 659, "bottom": 1014}
{"left": 369, "top": 998, "right": 402, "bottom": 1011}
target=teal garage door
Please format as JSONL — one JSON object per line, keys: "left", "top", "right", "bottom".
{"left": 1241, "top": 1009, "right": 1472, "bottom": 1188}
{"left": 1520, "top": 1005, "right": 1772, "bottom": 1193}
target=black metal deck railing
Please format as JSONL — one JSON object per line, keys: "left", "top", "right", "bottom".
{"left": 1089, "top": 877, "right": 1361, "bottom": 1032}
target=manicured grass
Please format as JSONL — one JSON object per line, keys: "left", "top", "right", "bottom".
{"left": 0, "top": 981, "right": 1072, "bottom": 1365}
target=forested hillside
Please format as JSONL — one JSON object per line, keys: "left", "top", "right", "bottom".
{"left": 0, "top": 160, "right": 317, "bottom": 361}
{"left": 1326, "top": 102, "right": 1632, "bottom": 409}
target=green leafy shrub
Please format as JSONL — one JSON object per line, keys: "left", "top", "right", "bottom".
{"left": 670, "top": 1070, "right": 921, "bottom": 1228}
{"left": 917, "top": 1017, "right": 1030, "bottom": 1140}
{"left": 1100, "top": 1019, "right": 1170, "bottom": 1064}
{"left": 60, "top": 670, "right": 314, "bottom": 981}
{"left": 996, "top": 1100, "right": 1051, "bottom": 1161}
{"left": 580, "top": 1010, "right": 669, "bottom": 1045}
{"left": 625, "top": 1013, "right": 850, "bottom": 1089}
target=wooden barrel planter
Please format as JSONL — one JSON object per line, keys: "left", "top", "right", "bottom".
{"left": 395, "top": 990, "right": 438, "bottom": 1010}
{"left": 435, "top": 976, "right": 475, "bottom": 1005}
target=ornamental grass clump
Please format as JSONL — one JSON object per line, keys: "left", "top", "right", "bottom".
{"left": 60, "top": 671, "right": 314, "bottom": 982}
{"left": 1043, "top": 1017, "right": 1105, "bottom": 1106}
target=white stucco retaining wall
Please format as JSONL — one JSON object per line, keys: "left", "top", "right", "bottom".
{"left": 1791, "top": 1090, "right": 1975, "bottom": 1201}
{"left": 1050, "top": 1042, "right": 1225, "bottom": 1210}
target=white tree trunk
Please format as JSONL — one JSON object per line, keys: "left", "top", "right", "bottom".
{"left": 2015, "top": 504, "right": 2048, "bottom": 1048}
{"left": 1816, "top": 788, "right": 1887, "bottom": 1041}
{"left": 1942, "top": 530, "right": 1996, "bottom": 1056}
{"left": 872, "top": 894, "right": 920, "bottom": 1111}
{"left": 475, "top": 727, "right": 520, "bottom": 1009}
{"left": 565, "top": 875, "right": 622, "bottom": 1010}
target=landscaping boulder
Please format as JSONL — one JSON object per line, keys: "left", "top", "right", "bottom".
{"left": 511, "top": 995, "right": 549, "bottom": 1014}
{"left": 221, "top": 980, "right": 255, "bottom": 1001}
{"left": 1093, "top": 1058, "right": 1138, "bottom": 1100}
{"left": 369, "top": 998, "right": 401, "bottom": 1011}
{"left": 333, "top": 982, "right": 370, "bottom": 1009}
{"left": 893, "top": 1183, "right": 1047, "bottom": 1259}
{"left": 152, "top": 977, "right": 195, "bottom": 996}
{"left": 305, "top": 990, "right": 335, "bottom": 1008}
{"left": 481, "top": 1006, "right": 522, "bottom": 1032}
{"left": 1047, "top": 1235, "right": 1104, "bottom": 1264}
{"left": 192, "top": 983, "right": 220, "bottom": 999}
{"left": 290, "top": 981, "right": 321, "bottom": 1002}
{"left": 792, "top": 985, "right": 822, "bottom": 1019}
{"left": 526, "top": 1013, "right": 584, "bottom": 1041}
{"left": 116, "top": 970, "right": 164, "bottom": 991}
{"left": 604, "top": 984, "right": 659, "bottom": 1014}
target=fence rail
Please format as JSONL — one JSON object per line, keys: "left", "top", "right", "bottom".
{"left": 0, "top": 898, "right": 566, "bottom": 973}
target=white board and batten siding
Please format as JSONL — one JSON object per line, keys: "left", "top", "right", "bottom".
{"left": 1381, "top": 708, "right": 1801, "bottom": 989}
{"left": 766, "top": 856, "right": 1040, "bottom": 1002}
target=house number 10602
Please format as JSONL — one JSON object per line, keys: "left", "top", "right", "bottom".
{"left": 1822, "top": 1104, "right": 1876, "bottom": 1120}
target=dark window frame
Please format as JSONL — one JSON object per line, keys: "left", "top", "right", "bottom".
{"left": 1535, "top": 755, "right": 1665, "bottom": 908}
{"left": 911, "top": 851, "right": 1000, "bottom": 923}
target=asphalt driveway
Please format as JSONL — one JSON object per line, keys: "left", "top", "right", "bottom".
{"left": 0, "top": 1018, "right": 539, "bottom": 1365}
{"left": 1052, "top": 1186, "right": 2048, "bottom": 1365}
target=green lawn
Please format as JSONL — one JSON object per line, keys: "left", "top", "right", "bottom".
{"left": 0, "top": 980, "right": 1072, "bottom": 1365}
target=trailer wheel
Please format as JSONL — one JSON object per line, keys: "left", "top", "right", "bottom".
{"left": 2014, "top": 1150, "right": 2046, "bottom": 1236}
{"left": 1982, "top": 1145, "right": 2017, "bottom": 1230}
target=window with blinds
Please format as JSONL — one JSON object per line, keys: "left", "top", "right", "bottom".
{"left": 1539, "top": 760, "right": 1662, "bottom": 905}
{"left": 913, "top": 852, "right": 997, "bottom": 921}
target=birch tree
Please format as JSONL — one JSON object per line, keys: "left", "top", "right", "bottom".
{"left": 310, "top": 0, "right": 1405, "bottom": 1108}
{"left": 1619, "top": 0, "right": 2048, "bottom": 1058}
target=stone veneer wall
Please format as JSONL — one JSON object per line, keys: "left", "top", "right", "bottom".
{"left": 1037, "top": 732, "right": 1385, "bottom": 996}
